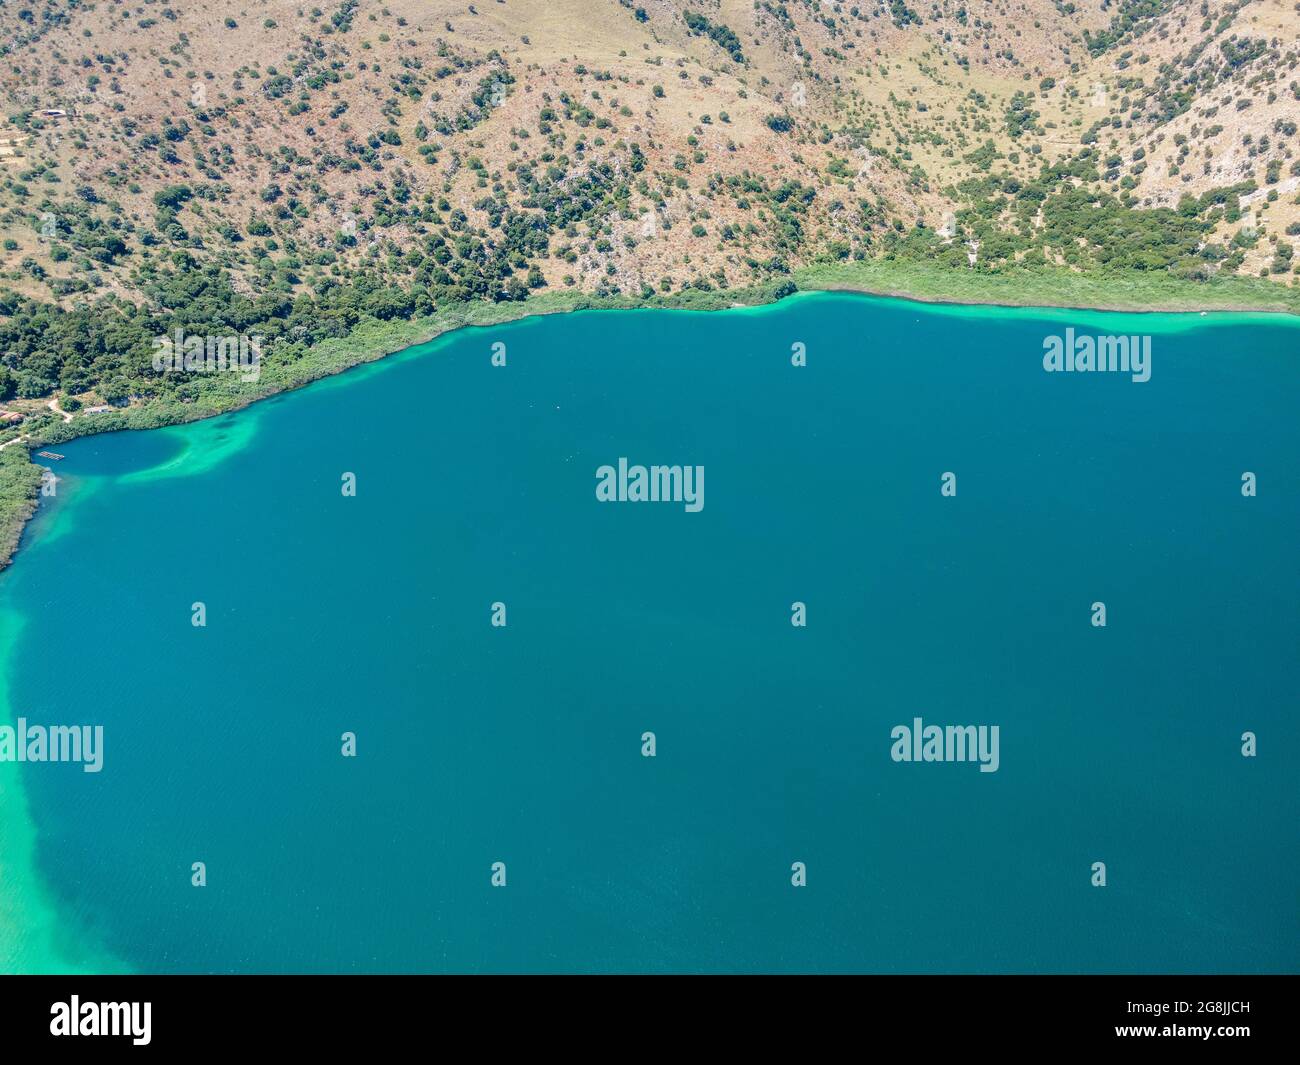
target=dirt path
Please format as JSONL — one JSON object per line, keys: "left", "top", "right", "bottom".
{"left": 0, "top": 399, "right": 74, "bottom": 452}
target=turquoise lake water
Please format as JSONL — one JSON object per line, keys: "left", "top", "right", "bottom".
{"left": 2, "top": 292, "right": 1297, "bottom": 973}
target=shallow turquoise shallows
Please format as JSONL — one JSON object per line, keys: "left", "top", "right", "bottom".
{"left": 2, "top": 292, "right": 1297, "bottom": 973}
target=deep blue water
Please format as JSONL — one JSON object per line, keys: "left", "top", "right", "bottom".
{"left": 4, "top": 293, "right": 1298, "bottom": 972}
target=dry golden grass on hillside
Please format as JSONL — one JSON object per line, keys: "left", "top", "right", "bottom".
{"left": 0, "top": 0, "right": 1295, "bottom": 308}
{"left": 0, "top": 0, "right": 1104, "bottom": 295}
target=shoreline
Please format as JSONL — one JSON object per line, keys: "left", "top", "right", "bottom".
{"left": 798, "top": 262, "right": 1300, "bottom": 317}
{"left": 811, "top": 280, "right": 1300, "bottom": 316}
{"left": 2, "top": 268, "right": 1298, "bottom": 577}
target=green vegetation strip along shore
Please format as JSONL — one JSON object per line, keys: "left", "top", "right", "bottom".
{"left": 2, "top": 266, "right": 1298, "bottom": 574}
{"left": 799, "top": 262, "right": 1300, "bottom": 315}
{"left": 0, "top": 448, "right": 42, "bottom": 571}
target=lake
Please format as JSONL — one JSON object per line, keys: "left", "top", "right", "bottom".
{"left": 2, "top": 292, "right": 1297, "bottom": 973}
